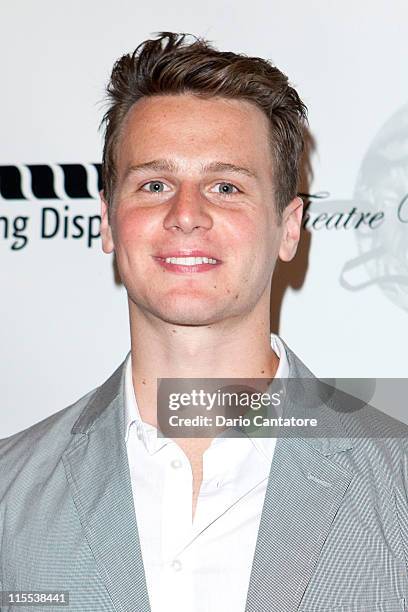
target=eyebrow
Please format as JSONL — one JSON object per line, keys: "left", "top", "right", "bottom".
{"left": 123, "top": 159, "right": 258, "bottom": 180}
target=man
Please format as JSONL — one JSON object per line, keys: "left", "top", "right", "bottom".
{"left": 1, "top": 32, "right": 408, "bottom": 612}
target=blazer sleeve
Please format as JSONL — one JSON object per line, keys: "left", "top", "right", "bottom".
{"left": 395, "top": 437, "right": 408, "bottom": 579}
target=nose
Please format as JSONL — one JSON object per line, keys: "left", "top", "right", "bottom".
{"left": 163, "top": 183, "right": 213, "bottom": 234}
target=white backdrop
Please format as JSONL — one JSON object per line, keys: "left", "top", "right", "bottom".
{"left": 1, "top": 0, "right": 407, "bottom": 438}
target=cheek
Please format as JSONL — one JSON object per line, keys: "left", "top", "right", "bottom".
{"left": 241, "top": 222, "right": 282, "bottom": 282}
{"left": 223, "top": 214, "right": 258, "bottom": 248}
{"left": 227, "top": 216, "right": 273, "bottom": 264}
{"left": 114, "top": 208, "right": 155, "bottom": 248}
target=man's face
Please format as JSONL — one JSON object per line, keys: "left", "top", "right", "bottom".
{"left": 101, "top": 94, "right": 302, "bottom": 327}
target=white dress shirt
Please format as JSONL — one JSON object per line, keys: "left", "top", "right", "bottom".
{"left": 124, "top": 333, "right": 289, "bottom": 612}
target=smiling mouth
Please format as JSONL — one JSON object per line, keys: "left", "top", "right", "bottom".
{"left": 153, "top": 256, "right": 222, "bottom": 273}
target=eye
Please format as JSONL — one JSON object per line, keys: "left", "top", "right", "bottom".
{"left": 212, "top": 182, "right": 240, "bottom": 196}
{"left": 141, "top": 180, "right": 170, "bottom": 193}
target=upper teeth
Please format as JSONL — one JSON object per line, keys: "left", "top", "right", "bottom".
{"left": 164, "top": 257, "right": 218, "bottom": 265}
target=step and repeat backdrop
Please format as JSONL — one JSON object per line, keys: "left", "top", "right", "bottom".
{"left": 1, "top": 0, "right": 407, "bottom": 437}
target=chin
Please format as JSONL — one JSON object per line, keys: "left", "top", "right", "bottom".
{"left": 129, "top": 291, "right": 230, "bottom": 326}
{"left": 156, "top": 309, "right": 219, "bottom": 327}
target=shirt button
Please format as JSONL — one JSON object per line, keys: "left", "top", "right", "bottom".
{"left": 170, "top": 459, "right": 182, "bottom": 469}
{"left": 171, "top": 559, "right": 182, "bottom": 571}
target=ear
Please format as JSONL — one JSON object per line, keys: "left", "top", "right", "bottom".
{"left": 100, "top": 190, "right": 114, "bottom": 254}
{"left": 278, "top": 196, "right": 303, "bottom": 262}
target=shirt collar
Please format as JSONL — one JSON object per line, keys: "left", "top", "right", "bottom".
{"left": 124, "top": 355, "right": 162, "bottom": 453}
{"left": 124, "top": 333, "right": 290, "bottom": 460}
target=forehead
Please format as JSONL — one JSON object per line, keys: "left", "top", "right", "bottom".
{"left": 116, "top": 94, "right": 272, "bottom": 168}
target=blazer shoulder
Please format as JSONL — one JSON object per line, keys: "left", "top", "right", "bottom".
{"left": 330, "top": 386, "right": 408, "bottom": 486}
{"left": 0, "top": 386, "right": 97, "bottom": 500}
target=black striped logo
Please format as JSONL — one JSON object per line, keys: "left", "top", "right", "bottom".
{"left": 0, "top": 164, "right": 102, "bottom": 200}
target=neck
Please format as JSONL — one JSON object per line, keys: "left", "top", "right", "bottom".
{"left": 128, "top": 300, "right": 279, "bottom": 428}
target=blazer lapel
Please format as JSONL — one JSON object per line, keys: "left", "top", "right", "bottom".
{"left": 62, "top": 359, "right": 151, "bottom": 612}
{"left": 245, "top": 341, "right": 355, "bottom": 612}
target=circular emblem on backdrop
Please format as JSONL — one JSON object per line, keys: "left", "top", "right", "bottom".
{"left": 340, "top": 104, "right": 408, "bottom": 312}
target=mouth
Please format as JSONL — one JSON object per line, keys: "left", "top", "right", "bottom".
{"left": 152, "top": 250, "right": 222, "bottom": 273}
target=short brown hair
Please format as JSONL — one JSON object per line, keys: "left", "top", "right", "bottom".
{"left": 100, "top": 32, "right": 307, "bottom": 218}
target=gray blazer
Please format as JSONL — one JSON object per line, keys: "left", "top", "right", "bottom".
{"left": 1, "top": 340, "right": 408, "bottom": 611}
